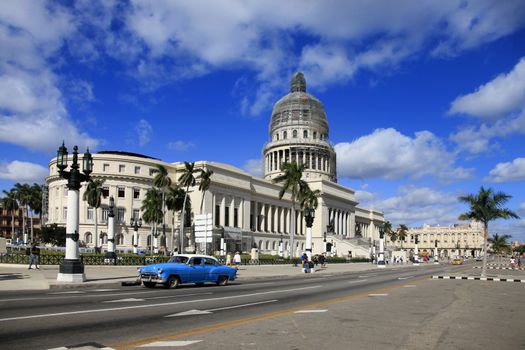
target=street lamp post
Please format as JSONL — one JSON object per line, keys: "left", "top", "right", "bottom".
{"left": 434, "top": 239, "right": 439, "bottom": 265}
{"left": 323, "top": 232, "right": 327, "bottom": 254}
{"left": 106, "top": 196, "right": 117, "bottom": 262}
{"left": 279, "top": 232, "right": 284, "bottom": 257}
{"left": 377, "top": 225, "right": 386, "bottom": 268}
{"left": 131, "top": 217, "right": 142, "bottom": 254}
{"left": 413, "top": 234, "right": 420, "bottom": 266}
{"left": 152, "top": 227, "right": 161, "bottom": 254}
{"left": 304, "top": 207, "right": 315, "bottom": 261}
{"left": 56, "top": 143, "right": 93, "bottom": 282}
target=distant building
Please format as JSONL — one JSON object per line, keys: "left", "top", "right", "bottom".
{"left": 0, "top": 202, "right": 40, "bottom": 242}
{"left": 387, "top": 221, "right": 484, "bottom": 258}
{"left": 46, "top": 73, "right": 384, "bottom": 257}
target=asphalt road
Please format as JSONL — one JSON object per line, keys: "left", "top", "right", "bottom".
{"left": 0, "top": 262, "right": 523, "bottom": 349}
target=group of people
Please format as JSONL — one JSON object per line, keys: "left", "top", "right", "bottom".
{"left": 301, "top": 253, "right": 327, "bottom": 273}
{"left": 510, "top": 255, "right": 522, "bottom": 268}
{"left": 225, "top": 252, "right": 242, "bottom": 269}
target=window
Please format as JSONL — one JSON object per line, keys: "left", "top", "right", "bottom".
{"left": 87, "top": 207, "right": 94, "bottom": 221}
{"left": 224, "top": 206, "right": 230, "bottom": 227}
{"left": 215, "top": 205, "right": 220, "bottom": 226}
{"left": 118, "top": 187, "right": 125, "bottom": 198}
{"left": 102, "top": 187, "right": 109, "bottom": 198}
{"left": 204, "top": 258, "right": 216, "bottom": 266}
{"left": 292, "top": 130, "right": 298, "bottom": 138}
{"left": 119, "top": 165, "right": 125, "bottom": 173}
{"left": 85, "top": 233, "right": 92, "bottom": 244}
{"left": 132, "top": 209, "right": 140, "bottom": 221}
{"left": 276, "top": 133, "right": 279, "bottom": 141}
{"left": 283, "top": 131, "right": 287, "bottom": 139}
{"left": 134, "top": 166, "right": 141, "bottom": 174}
{"left": 116, "top": 234, "right": 124, "bottom": 245}
{"left": 102, "top": 208, "right": 109, "bottom": 222}
{"left": 63, "top": 207, "right": 67, "bottom": 220}
{"left": 103, "top": 164, "right": 109, "bottom": 172}
{"left": 117, "top": 208, "right": 125, "bottom": 223}
{"left": 313, "top": 131, "right": 317, "bottom": 139}
{"left": 303, "top": 130, "right": 308, "bottom": 138}
{"left": 234, "top": 207, "right": 238, "bottom": 228}
{"left": 133, "top": 188, "right": 140, "bottom": 199}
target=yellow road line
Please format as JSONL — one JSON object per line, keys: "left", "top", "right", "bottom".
{"left": 114, "top": 276, "right": 428, "bottom": 349}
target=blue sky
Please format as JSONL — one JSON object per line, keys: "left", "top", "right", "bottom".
{"left": 1, "top": 1, "right": 525, "bottom": 241}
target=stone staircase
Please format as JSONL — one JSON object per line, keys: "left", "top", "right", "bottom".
{"left": 326, "top": 234, "right": 370, "bottom": 258}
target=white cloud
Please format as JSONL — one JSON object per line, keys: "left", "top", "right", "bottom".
{"left": 167, "top": 140, "right": 195, "bottom": 152}
{"left": 357, "top": 186, "right": 460, "bottom": 227}
{"left": 449, "top": 57, "right": 525, "bottom": 120}
{"left": 0, "top": 160, "right": 48, "bottom": 183}
{"left": 134, "top": 119, "right": 152, "bottom": 147}
{"left": 335, "top": 128, "right": 472, "bottom": 181}
{"left": 242, "top": 158, "right": 263, "bottom": 178}
{"left": 486, "top": 158, "right": 525, "bottom": 183}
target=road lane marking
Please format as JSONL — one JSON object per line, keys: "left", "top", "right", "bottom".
{"left": 404, "top": 285, "right": 417, "bottom": 288}
{"left": 114, "top": 276, "right": 429, "bottom": 349}
{"left": 49, "top": 291, "right": 85, "bottom": 295}
{"left": 398, "top": 276, "right": 415, "bottom": 280}
{"left": 92, "top": 289, "right": 120, "bottom": 292}
{"left": 138, "top": 340, "right": 202, "bottom": 347}
{"left": 358, "top": 275, "right": 369, "bottom": 278}
{"left": 0, "top": 285, "right": 321, "bottom": 322}
{"left": 147, "top": 292, "right": 213, "bottom": 300}
{"left": 103, "top": 298, "right": 145, "bottom": 303}
{"left": 294, "top": 309, "right": 327, "bottom": 313}
{"left": 368, "top": 293, "right": 388, "bottom": 297}
{"left": 348, "top": 279, "right": 368, "bottom": 284}
{"left": 166, "top": 300, "right": 278, "bottom": 317}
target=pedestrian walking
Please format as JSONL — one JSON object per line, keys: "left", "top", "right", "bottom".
{"left": 301, "top": 253, "right": 310, "bottom": 273}
{"left": 226, "top": 253, "right": 232, "bottom": 266}
{"left": 510, "top": 256, "right": 516, "bottom": 268}
{"left": 319, "top": 254, "right": 326, "bottom": 268}
{"left": 233, "top": 252, "right": 241, "bottom": 270}
{"left": 28, "top": 242, "right": 40, "bottom": 270}
{"left": 518, "top": 257, "right": 522, "bottom": 268}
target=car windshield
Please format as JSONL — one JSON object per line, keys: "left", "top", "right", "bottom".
{"left": 168, "top": 256, "right": 189, "bottom": 264}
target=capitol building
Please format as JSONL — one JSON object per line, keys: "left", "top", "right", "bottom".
{"left": 45, "top": 73, "right": 385, "bottom": 258}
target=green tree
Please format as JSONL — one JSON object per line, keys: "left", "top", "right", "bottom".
{"left": 29, "top": 184, "right": 43, "bottom": 226}
{"left": 488, "top": 233, "right": 511, "bottom": 256}
{"left": 82, "top": 178, "right": 105, "bottom": 249}
{"left": 141, "top": 188, "right": 163, "bottom": 253}
{"left": 397, "top": 224, "right": 408, "bottom": 250}
{"left": 166, "top": 185, "right": 188, "bottom": 253}
{"left": 178, "top": 162, "right": 198, "bottom": 253}
{"left": 300, "top": 188, "right": 320, "bottom": 211}
{"left": 40, "top": 224, "right": 66, "bottom": 246}
{"left": 152, "top": 165, "right": 172, "bottom": 250}
{"left": 458, "top": 186, "right": 519, "bottom": 277}
{"left": 198, "top": 169, "right": 214, "bottom": 214}
{"left": 1, "top": 189, "right": 18, "bottom": 239}
{"left": 273, "top": 162, "right": 309, "bottom": 258}
{"left": 384, "top": 221, "right": 396, "bottom": 245}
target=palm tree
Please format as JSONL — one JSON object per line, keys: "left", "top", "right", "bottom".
{"left": 152, "top": 165, "right": 172, "bottom": 251}
{"left": 29, "top": 183, "right": 42, "bottom": 241}
{"left": 273, "top": 162, "right": 308, "bottom": 258}
{"left": 198, "top": 169, "right": 214, "bottom": 214}
{"left": 83, "top": 179, "right": 105, "bottom": 250}
{"left": 1, "top": 189, "right": 18, "bottom": 239}
{"left": 178, "top": 162, "right": 198, "bottom": 253}
{"left": 397, "top": 224, "right": 408, "bottom": 250}
{"left": 458, "top": 186, "right": 519, "bottom": 277}
{"left": 13, "top": 183, "right": 31, "bottom": 243}
{"left": 488, "top": 233, "right": 511, "bottom": 257}
{"left": 300, "top": 188, "right": 320, "bottom": 211}
{"left": 141, "top": 188, "right": 163, "bottom": 253}
{"left": 384, "top": 221, "right": 396, "bottom": 246}
{"left": 166, "top": 185, "right": 188, "bottom": 253}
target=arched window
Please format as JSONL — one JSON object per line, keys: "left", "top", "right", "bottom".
{"left": 283, "top": 131, "right": 287, "bottom": 139}
{"left": 265, "top": 241, "right": 270, "bottom": 250}
{"left": 303, "top": 130, "right": 308, "bottom": 138}
{"left": 258, "top": 240, "right": 263, "bottom": 250}
{"left": 100, "top": 233, "right": 108, "bottom": 244}
{"left": 276, "top": 133, "right": 279, "bottom": 141}
{"left": 313, "top": 131, "right": 317, "bottom": 139}
{"left": 116, "top": 234, "right": 124, "bottom": 245}
{"left": 85, "top": 232, "right": 92, "bottom": 244}
{"left": 147, "top": 235, "right": 152, "bottom": 247}
{"left": 272, "top": 241, "right": 276, "bottom": 250}
{"left": 292, "top": 130, "right": 298, "bottom": 138}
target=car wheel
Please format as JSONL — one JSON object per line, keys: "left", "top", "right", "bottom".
{"left": 165, "top": 276, "right": 179, "bottom": 289}
{"left": 143, "top": 282, "right": 156, "bottom": 288}
{"left": 216, "top": 276, "right": 229, "bottom": 286}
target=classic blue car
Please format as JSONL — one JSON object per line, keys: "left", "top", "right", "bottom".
{"left": 138, "top": 254, "right": 237, "bottom": 288}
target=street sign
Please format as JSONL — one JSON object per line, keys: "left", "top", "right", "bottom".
{"left": 195, "top": 237, "right": 212, "bottom": 243}
{"left": 194, "top": 213, "right": 212, "bottom": 239}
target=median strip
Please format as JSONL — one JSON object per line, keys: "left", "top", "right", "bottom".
{"left": 432, "top": 276, "right": 525, "bottom": 283}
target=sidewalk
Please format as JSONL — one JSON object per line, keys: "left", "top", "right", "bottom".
{"left": 0, "top": 262, "right": 413, "bottom": 291}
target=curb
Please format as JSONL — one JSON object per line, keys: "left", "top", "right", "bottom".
{"left": 473, "top": 266, "right": 524, "bottom": 270}
{"left": 432, "top": 275, "right": 525, "bottom": 283}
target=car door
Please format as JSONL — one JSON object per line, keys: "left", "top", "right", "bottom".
{"left": 203, "top": 258, "right": 217, "bottom": 282}
{"left": 188, "top": 257, "right": 206, "bottom": 282}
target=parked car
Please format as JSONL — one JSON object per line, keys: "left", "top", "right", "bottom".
{"left": 138, "top": 254, "right": 237, "bottom": 288}
{"left": 451, "top": 258, "right": 464, "bottom": 265}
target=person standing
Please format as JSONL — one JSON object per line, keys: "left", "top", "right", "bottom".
{"left": 28, "top": 242, "right": 40, "bottom": 270}
{"left": 233, "top": 252, "right": 241, "bottom": 270}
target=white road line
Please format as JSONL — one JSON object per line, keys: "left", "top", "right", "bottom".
{"left": 166, "top": 299, "right": 278, "bottom": 317}
{"left": 92, "top": 289, "right": 120, "bottom": 292}
{"left": 404, "top": 285, "right": 417, "bottom": 288}
{"left": 138, "top": 340, "right": 202, "bottom": 347}
{"left": 294, "top": 309, "right": 327, "bottom": 313}
{"left": 147, "top": 292, "right": 213, "bottom": 300}
{"left": 358, "top": 275, "right": 369, "bottom": 278}
{"left": 103, "top": 298, "right": 145, "bottom": 303}
{"left": 49, "top": 291, "right": 85, "bottom": 295}
{"left": 368, "top": 293, "right": 388, "bottom": 297}
{"left": 348, "top": 279, "right": 368, "bottom": 284}
{"left": 0, "top": 285, "right": 322, "bottom": 322}
{"left": 397, "top": 276, "right": 415, "bottom": 280}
